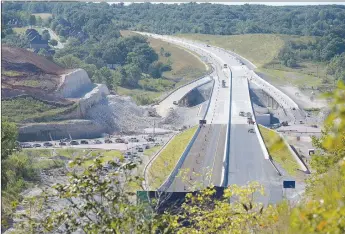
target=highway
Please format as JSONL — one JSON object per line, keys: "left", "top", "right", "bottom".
{"left": 139, "top": 32, "right": 302, "bottom": 202}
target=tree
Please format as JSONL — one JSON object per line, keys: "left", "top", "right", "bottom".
{"left": 36, "top": 16, "right": 42, "bottom": 26}
{"left": 55, "top": 54, "right": 83, "bottom": 69}
{"left": 41, "top": 31, "right": 50, "bottom": 41}
{"left": 49, "top": 39, "right": 58, "bottom": 46}
{"left": 123, "top": 64, "right": 142, "bottom": 87}
{"left": 28, "top": 15, "right": 36, "bottom": 26}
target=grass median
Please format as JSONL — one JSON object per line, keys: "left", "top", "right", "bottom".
{"left": 258, "top": 125, "right": 299, "bottom": 176}
{"left": 148, "top": 126, "right": 198, "bottom": 190}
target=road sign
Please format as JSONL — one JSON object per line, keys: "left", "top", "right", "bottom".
{"left": 283, "top": 180, "right": 295, "bottom": 189}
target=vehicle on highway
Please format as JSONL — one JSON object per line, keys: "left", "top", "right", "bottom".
{"left": 59, "top": 142, "right": 67, "bottom": 146}
{"left": 281, "top": 121, "right": 288, "bottom": 126}
{"left": 70, "top": 140, "right": 79, "bottom": 145}
{"left": 224, "top": 64, "right": 227, "bottom": 68}
{"left": 105, "top": 139, "right": 113, "bottom": 143}
{"left": 21, "top": 143, "right": 33, "bottom": 148}
{"left": 138, "top": 148, "right": 144, "bottom": 152}
{"left": 43, "top": 142, "right": 53, "bottom": 147}
{"left": 311, "top": 124, "right": 318, "bottom": 128}
{"left": 222, "top": 80, "right": 226, "bottom": 88}
{"left": 133, "top": 152, "right": 138, "bottom": 157}
{"left": 33, "top": 143, "right": 41, "bottom": 148}
{"left": 115, "top": 138, "right": 125, "bottom": 143}
{"left": 239, "top": 111, "right": 245, "bottom": 117}
{"left": 248, "top": 128, "right": 255, "bottom": 133}
{"left": 80, "top": 140, "right": 89, "bottom": 144}
{"left": 94, "top": 139, "right": 102, "bottom": 144}
{"left": 206, "top": 44, "right": 210, "bottom": 47}
{"left": 173, "top": 101, "right": 178, "bottom": 105}
{"left": 247, "top": 117, "right": 255, "bottom": 125}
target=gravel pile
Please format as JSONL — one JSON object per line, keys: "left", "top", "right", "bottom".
{"left": 87, "top": 95, "right": 158, "bottom": 134}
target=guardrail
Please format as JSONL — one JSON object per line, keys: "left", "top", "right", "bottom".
{"left": 222, "top": 68, "right": 233, "bottom": 187}
{"left": 158, "top": 77, "right": 217, "bottom": 192}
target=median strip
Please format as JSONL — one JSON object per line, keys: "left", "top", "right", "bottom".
{"left": 147, "top": 126, "right": 198, "bottom": 190}
{"left": 258, "top": 125, "right": 299, "bottom": 176}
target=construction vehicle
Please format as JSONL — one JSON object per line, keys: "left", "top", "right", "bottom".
{"left": 222, "top": 80, "right": 226, "bottom": 88}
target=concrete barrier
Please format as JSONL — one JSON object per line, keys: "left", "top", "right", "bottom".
{"left": 158, "top": 78, "right": 216, "bottom": 191}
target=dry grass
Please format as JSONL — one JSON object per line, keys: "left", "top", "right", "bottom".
{"left": 32, "top": 13, "right": 53, "bottom": 20}
{"left": 148, "top": 126, "right": 198, "bottom": 189}
{"left": 258, "top": 125, "right": 299, "bottom": 176}
{"left": 121, "top": 30, "right": 208, "bottom": 83}
{"left": 177, "top": 33, "right": 285, "bottom": 67}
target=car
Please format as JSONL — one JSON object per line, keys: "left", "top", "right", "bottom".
{"left": 115, "top": 138, "right": 125, "bottom": 143}
{"left": 311, "top": 124, "right": 318, "bottom": 128}
{"left": 80, "top": 140, "right": 89, "bottom": 144}
{"left": 59, "top": 142, "right": 67, "bottom": 146}
{"left": 33, "top": 143, "right": 41, "bottom": 148}
{"left": 94, "top": 139, "right": 102, "bottom": 144}
{"left": 292, "top": 107, "right": 296, "bottom": 110}
{"left": 70, "top": 140, "right": 79, "bottom": 145}
{"left": 145, "top": 144, "right": 150, "bottom": 149}
{"left": 21, "top": 143, "right": 33, "bottom": 148}
{"left": 43, "top": 142, "right": 53, "bottom": 147}
{"left": 206, "top": 44, "right": 210, "bottom": 47}
{"left": 239, "top": 111, "right": 245, "bottom": 117}
{"left": 173, "top": 101, "right": 178, "bottom": 105}
{"left": 248, "top": 128, "right": 255, "bottom": 133}
{"left": 133, "top": 152, "right": 138, "bottom": 157}
{"left": 138, "top": 148, "right": 144, "bottom": 152}
{"left": 146, "top": 137, "right": 155, "bottom": 142}
{"left": 154, "top": 143, "right": 160, "bottom": 147}
{"left": 299, "top": 120, "right": 304, "bottom": 124}
{"left": 105, "top": 139, "right": 113, "bottom": 143}
{"left": 129, "top": 137, "right": 139, "bottom": 142}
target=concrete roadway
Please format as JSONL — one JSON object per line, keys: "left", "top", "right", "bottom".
{"left": 167, "top": 124, "right": 227, "bottom": 192}
{"left": 228, "top": 66, "right": 283, "bottom": 203}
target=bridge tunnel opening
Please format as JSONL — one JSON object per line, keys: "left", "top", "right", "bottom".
{"left": 178, "top": 81, "right": 213, "bottom": 107}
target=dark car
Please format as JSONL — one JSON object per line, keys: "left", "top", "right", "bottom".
{"left": 94, "top": 139, "right": 102, "bottom": 144}
{"left": 105, "top": 139, "right": 113, "bottom": 144}
{"left": 33, "top": 143, "right": 41, "bottom": 148}
{"left": 70, "top": 140, "right": 79, "bottom": 145}
{"left": 248, "top": 128, "right": 255, "bottom": 133}
{"left": 43, "top": 142, "right": 53, "bottom": 147}
{"left": 146, "top": 137, "right": 155, "bottom": 142}
{"left": 145, "top": 144, "right": 150, "bottom": 149}
{"left": 129, "top": 137, "right": 139, "bottom": 142}
{"left": 115, "top": 138, "right": 125, "bottom": 143}
{"left": 59, "top": 142, "right": 67, "bottom": 146}
{"left": 138, "top": 148, "right": 144, "bottom": 152}
{"left": 80, "top": 140, "right": 89, "bottom": 145}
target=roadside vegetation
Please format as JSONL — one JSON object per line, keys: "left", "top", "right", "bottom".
{"left": 258, "top": 125, "right": 299, "bottom": 176}
{"left": 148, "top": 126, "right": 198, "bottom": 189}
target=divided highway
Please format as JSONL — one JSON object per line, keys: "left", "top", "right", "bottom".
{"left": 139, "top": 32, "right": 299, "bottom": 202}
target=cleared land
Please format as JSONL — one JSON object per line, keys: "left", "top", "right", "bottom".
{"left": 119, "top": 31, "right": 208, "bottom": 104}
{"left": 32, "top": 13, "right": 52, "bottom": 20}
{"left": 177, "top": 33, "right": 325, "bottom": 88}
{"left": 258, "top": 125, "right": 299, "bottom": 176}
{"left": 148, "top": 126, "right": 198, "bottom": 189}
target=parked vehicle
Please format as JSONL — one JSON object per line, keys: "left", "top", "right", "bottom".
{"left": 59, "top": 142, "right": 67, "bottom": 146}
{"left": 145, "top": 144, "right": 150, "bottom": 149}
{"left": 206, "top": 44, "right": 210, "bottom": 47}
{"left": 70, "top": 140, "right": 79, "bottom": 145}
{"left": 146, "top": 137, "right": 155, "bottom": 142}
{"left": 173, "top": 101, "right": 178, "bottom": 105}
{"left": 21, "top": 143, "right": 33, "bottom": 148}
{"left": 80, "top": 140, "right": 89, "bottom": 144}
{"left": 129, "top": 137, "right": 139, "bottom": 142}
{"left": 43, "top": 142, "right": 53, "bottom": 147}
{"left": 94, "top": 139, "right": 102, "bottom": 144}
{"left": 115, "top": 138, "right": 125, "bottom": 143}
{"left": 33, "top": 143, "right": 41, "bottom": 148}
{"left": 105, "top": 139, "right": 113, "bottom": 143}
{"left": 138, "top": 148, "right": 144, "bottom": 152}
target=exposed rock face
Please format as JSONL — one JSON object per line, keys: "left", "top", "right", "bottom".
{"left": 18, "top": 120, "right": 107, "bottom": 141}
{"left": 79, "top": 84, "right": 110, "bottom": 117}
{"left": 57, "top": 69, "right": 93, "bottom": 98}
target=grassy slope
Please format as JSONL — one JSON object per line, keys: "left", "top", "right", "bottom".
{"left": 258, "top": 125, "right": 299, "bottom": 176}
{"left": 177, "top": 33, "right": 325, "bottom": 88}
{"left": 148, "top": 126, "right": 198, "bottom": 189}
{"left": 119, "top": 31, "right": 208, "bottom": 104}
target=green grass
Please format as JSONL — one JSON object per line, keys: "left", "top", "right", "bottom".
{"left": 148, "top": 126, "right": 198, "bottom": 189}
{"left": 82, "top": 150, "right": 123, "bottom": 168}
{"left": 13, "top": 26, "right": 44, "bottom": 35}
{"left": 144, "top": 146, "right": 161, "bottom": 157}
{"left": 1, "top": 97, "right": 77, "bottom": 123}
{"left": 177, "top": 33, "right": 326, "bottom": 89}
{"left": 177, "top": 33, "right": 284, "bottom": 68}
{"left": 116, "top": 86, "right": 162, "bottom": 105}
{"left": 2, "top": 70, "right": 21, "bottom": 77}
{"left": 258, "top": 125, "right": 299, "bottom": 176}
